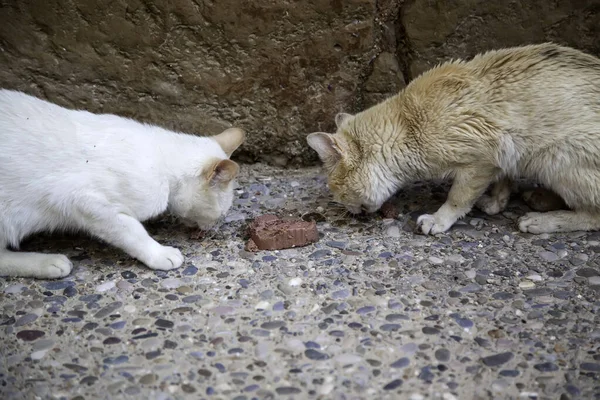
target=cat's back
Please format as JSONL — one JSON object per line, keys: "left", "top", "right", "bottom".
{"left": 0, "top": 89, "right": 72, "bottom": 122}
{"left": 472, "top": 44, "right": 600, "bottom": 128}
{"left": 405, "top": 44, "right": 599, "bottom": 133}
{"left": 0, "top": 89, "right": 78, "bottom": 148}
{"left": 410, "top": 43, "right": 599, "bottom": 101}
{"left": 467, "top": 43, "right": 600, "bottom": 111}
{"left": 469, "top": 43, "right": 600, "bottom": 81}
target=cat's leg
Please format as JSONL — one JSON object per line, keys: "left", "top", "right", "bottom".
{"left": 518, "top": 210, "right": 600, "bottom": 233}
{"left": 418, "top": 168, "right": 495, "bottom": 235}
{"left": 475, "top": 177, "right": 512, "bottom": 215}
{"left": 0, "top": 248, "right": 73, "bottom": 279}
{"left": 86, "top": 213, "right": 184, "bottom": 271}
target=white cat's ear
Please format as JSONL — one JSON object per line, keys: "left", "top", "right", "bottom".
{"left": 335, "top": 112, "right": 353, "bottom": 128}
{"left": 206, "top": 159, "right": 240, "bottom": 186}
{"left": 307, "top": 132, "right": 343, "bottom": 164}
{"left": 213, "top": 127, "right": 245, "bottom": 157}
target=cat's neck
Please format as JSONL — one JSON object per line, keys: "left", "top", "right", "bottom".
{"left": 361, "top": 96, "right": 423, "bottom": 184}
{"left": 145, "top": 127, "right": 225, "bottom": 189}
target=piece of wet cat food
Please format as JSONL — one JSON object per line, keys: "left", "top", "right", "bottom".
{"left": 522, "top": 187, "right": 566, "bottom": 212}
{"left": 246, "top": 214, "right": 319, "bottom": 251}
{"left": 380, "top": 200, "right": 399, "bottom": 219}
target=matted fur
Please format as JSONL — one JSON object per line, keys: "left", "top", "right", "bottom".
{"left": 0, "top": 90, "right": 245, "bottom": 278}
{"left": 308, "top": 43, "right": 600, "bottom": 235}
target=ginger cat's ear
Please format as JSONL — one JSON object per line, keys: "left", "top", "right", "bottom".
{"left": 307, "top": 132, "right": 343, "bottom": 164}
{"left": 213, "top": 127, "right": 245, "bottom": 157}
{"left": 335, "top": 112, "right": 353, "bottom": 128}
{"left": 205, "top": 159, "right": 240, "bottom": 186}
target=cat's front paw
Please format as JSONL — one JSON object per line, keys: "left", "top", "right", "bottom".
{"left": 42, "top": 255, "right": 73, "bottom": 279}
{"left": 417, "top": 214, "right": 453, "bottom": 235}
{"left": 145, "top": 246, "right": 184, "bottom": 271}
{"left": 518, "top": 212, "right": 553, "bottom": 234}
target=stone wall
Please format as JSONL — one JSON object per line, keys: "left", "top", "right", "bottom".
{"left": 1, "top": 0, "right": 598, "bottom": 166}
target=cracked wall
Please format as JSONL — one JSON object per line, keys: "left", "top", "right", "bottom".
{"left": 0, "top": 0, "right": 598, "bottom": 166}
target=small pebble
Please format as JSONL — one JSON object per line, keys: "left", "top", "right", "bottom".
{"left": 5, "top": 284, "right": 27, "bottom": 294}
{"left": 519, "top": 280, "right": 535, "bottom": 289}
{"left": 43, "top": 281, "right": 74, "bottom": 291}
{"left": 14, "top": 314, "right": 38, "bottom": 327}
{"left": 385, "top": 225, "right": 401, "bottom": 238}
{"left": 534, "top": 362, "right": 559, "bottom": 372}
{"left": 155, "top": 319, "right": 174, "bottom": 329}
{"left": 435, "top": 349, "right": 451, "bottom": 362}
{"left": 288, "top": 277, "right": 302, "bottom": 286}
{"left": 538, "top": 251, "right": 559, "bottom": 262}
{"left": 305, "top": 349, "right": 329, "bottom": 360}
{"left": 588, "top": 276, "right": 600, "bottom": 285}
{"left": 96, "top": 281, "right": 116, "bottom": 292}
{"left": 429, "top": 256, "right": 444, "bottom": 265}
{"left": 121, "top": 271, "right": 137, "bottom": 279}
{"left": 391, "top": 357, "right": 410, "bottom": 368}
{"left": 160, "top": 278, "right": 183, "bottom": 289}
{"left": 17, "top": 330, "right": 45, "bottom": 341}
{"left": 383, "top": 379, "right": 403, "bottom": 390}
{"left": 482, "top": 352, "right": 514, "bottom": 367}
{"left": 526, "top": 274, "right": 543, "bottom": 282}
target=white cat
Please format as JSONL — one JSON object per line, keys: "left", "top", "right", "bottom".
{"left": 0, "top": 89, "right": 244, "bottom": 279}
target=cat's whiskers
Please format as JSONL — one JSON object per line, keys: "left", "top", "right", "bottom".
{"left": 327, "top": 205, "right": 354, "bottom": 224}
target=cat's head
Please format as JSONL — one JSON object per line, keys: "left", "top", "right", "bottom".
{"left": 307, "top": 112, "right": 402, "bottom": 214}
{"left": 170, "top": 128, "right": 245, "bottom": 230}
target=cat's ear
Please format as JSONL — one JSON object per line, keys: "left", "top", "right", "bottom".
{"left": 213, "top": 127, "right": 245, "bottom": 157}
{"left": 307, "top": 132, "right": 344, "bottom": 164}
{"left": 206, "top": 159, "right": 240, "bottom": 186}
{"left": 335, "top": 112, "right": 353, "bottom": 128}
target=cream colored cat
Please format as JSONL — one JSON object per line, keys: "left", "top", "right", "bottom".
{"left": 307, "top": 43, "right": 600, "bottom": 235}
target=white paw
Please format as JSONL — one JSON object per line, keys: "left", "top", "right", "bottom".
{"left": 518, "top": 212, "right": 553, "bottom": 234}
{"left": 476, "top": 195, "right": 504, "bottom": 215}
{"left": 417, "top": 214, "right": 452, "bottom": 235}
{"left": 42, "top": 255, "right": 73, "bottom": 279}
{"left": 146, "top": 246, "right": 184, "bottom": 271}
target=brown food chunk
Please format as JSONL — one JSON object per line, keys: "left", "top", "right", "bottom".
{"left": 380, "top": 200, "right": 399, "bottom": 219}
{"left": 246, "top": 215, "right": 319, "bottom": 251}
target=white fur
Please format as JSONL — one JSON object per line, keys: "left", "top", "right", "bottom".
{"left": 0, "top": 89, "right": 242, "bottom": 278}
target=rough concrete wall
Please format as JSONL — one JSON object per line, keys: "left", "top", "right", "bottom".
{"left": 0, "top": 0, "right": 598, "bottom": 166}
{"left": 402, "top": 0, "right": 600, "bottom": 78}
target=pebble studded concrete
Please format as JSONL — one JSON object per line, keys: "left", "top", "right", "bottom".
{"left": 1, "top": 164, "right": 599, "bottom": 400}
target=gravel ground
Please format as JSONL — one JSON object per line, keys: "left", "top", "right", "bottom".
{"left": 1, "top": 163, "right": 600, "bottom": 400}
